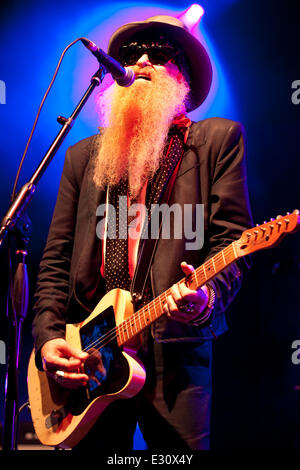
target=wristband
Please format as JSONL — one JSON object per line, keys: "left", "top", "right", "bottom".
{"left": 190, "top": 284, "right": 216, "bottom": 326}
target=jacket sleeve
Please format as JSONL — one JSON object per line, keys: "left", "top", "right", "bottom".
{"left": 204, "top": 120, "right": 253, "bottom": 319}
{"left": 32, "top": 141, "right": 89, "bottom": 368}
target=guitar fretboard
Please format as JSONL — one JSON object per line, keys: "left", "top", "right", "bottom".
{"left": 116, "top": 241, "right": 239, "bottom": 347}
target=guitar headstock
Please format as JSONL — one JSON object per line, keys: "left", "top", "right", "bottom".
{"left": 235, "top": 210, "right": 300, "bottom": 257}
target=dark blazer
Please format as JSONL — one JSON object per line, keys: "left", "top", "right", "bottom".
{"left": 32, "top": 117, "right": 253, "bottom": 366}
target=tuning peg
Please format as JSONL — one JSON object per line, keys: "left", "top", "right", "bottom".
{"left": 276, "top": 215, "right": 282, "bottom": 219}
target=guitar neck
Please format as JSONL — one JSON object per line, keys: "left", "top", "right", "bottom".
{"left": 117, "top": 241, "right": 239, "bottom": 347}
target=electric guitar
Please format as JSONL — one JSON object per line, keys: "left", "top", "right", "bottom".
{"left": 27, "top": 210, "right": 300, "bottom": 449}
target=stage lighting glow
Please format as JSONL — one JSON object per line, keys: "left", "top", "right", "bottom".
{"left": 179, "top": 4, "right": 204, "bottom": 30}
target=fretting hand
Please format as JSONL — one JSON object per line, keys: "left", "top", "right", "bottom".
{"left": 163, "top": 261, "right": 210, "bottom": 324}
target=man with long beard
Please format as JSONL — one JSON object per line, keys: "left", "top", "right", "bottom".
{"left": 32, "top": 16, "right": 253, "bottom": 450}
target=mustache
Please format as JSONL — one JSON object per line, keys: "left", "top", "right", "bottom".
{"left": 130, "top": 65, "right": 156, "bottom": 80}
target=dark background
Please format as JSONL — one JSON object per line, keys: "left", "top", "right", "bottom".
{"left": 0, "top": 0, "right": 299, "bottom": 450}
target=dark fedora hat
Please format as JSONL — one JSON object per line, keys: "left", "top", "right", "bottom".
{"left": 107, "top": 15, "right": 213, "bottom": 112}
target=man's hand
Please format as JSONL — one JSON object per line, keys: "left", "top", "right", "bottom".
{"left": 163, "top": 261, "right": 209, "bottom": 324}
{"left": 41, "top": 338, "right": 89, "bottom": 389}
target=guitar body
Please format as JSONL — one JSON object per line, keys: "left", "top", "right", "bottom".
{"left": 27, "top": 210, "right": 300, "bottom": 448}
{"left": 27, "top": 289, "right": 146, "bottom": 449}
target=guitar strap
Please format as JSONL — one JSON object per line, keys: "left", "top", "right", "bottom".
{"left": 104, "top": 115, "right": 191, "bottom": 304}
{"left": 130, "top": 135, "right": 186, "bottom": 307}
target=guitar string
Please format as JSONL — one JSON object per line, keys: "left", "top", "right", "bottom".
{"left": 84, "top": 223, "right": 287, "bottom": 356}
{"left": 81, "top": 221, "right": 290, "bottom": 355}
{"left": 81, "top": 242, "right": 240, "bottom": 355}
{"left": 81, "top": 244, "right": 234, "bottom": 353}
{"left": 82, "top": 241, "right": 239, "bottom": 355}
{"left": 81, "top": 242, "right": 241, "bottom": 354}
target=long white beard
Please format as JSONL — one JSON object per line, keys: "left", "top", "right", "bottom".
{"left": 93, "top": 67, "right": 189, "bottom": 199}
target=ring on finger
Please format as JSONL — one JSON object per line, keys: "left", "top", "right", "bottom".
{"left": 54, "top": 370, "right": 65, "bottom": 384}
{"left": 178, "top": 302, "right": 195, "bottom": 314}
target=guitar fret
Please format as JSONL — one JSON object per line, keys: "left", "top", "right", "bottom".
{"left": 145, "top": 304, "right": 151, "bottom": 325}
{"left": 129, "top": 318, "right": 137, "bottom": 336}
{"left": 123, "top": 322, "right": 129, "bottom": 342}
{"left": 215, "top": 256, "right": 224, "bottom": 271}
{"left": 141, "top": 306, "right": 146, "bottom": 330}
{"left": 154, "top": 299, "right": 159, "bottom": 319}
{"left": 115, "top": 212, "right": 300, "bottom": 347}
{"left": 224, "top": 247, "right": 230, "bottom": 265}
{"left": 151, "top": 302, "right": 156, "bottom": 320}
{"left": 118, "top": 241, "right": 241, "bottom": 347}
{"left": 132, "top": 316, "right": 137, "bottom": 336}
{"left": 138, "top": 309, "right": 143, "bottom": 331}
{"left": 206, "top": 258, "right": 214, "bottom": 277}
{"left": 143, "top": 305, "right": 147, "bottom": 329}
{"left": 119, "top": 323, "right": 125, "bottom": 344}
{"left": 118, "top": 324, "right": 123, "bottom": 345}
{"left": 147, "top": 304, "right": 153, "bottom": 323}
{"left": 200, "top": 267, "right": 206, "bottom": 285}
{"left": 126, "top": 317, "right": 132, "bottom": 339}
{"left": 232, "top": 242, "right": 237, "bottom": 259}
{"left": 188, "top": 269, "right": 201, "bottom": 290}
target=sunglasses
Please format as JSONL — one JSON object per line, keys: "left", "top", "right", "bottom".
{"left": 118, "top": 42, "right": 180, "bottom": 67}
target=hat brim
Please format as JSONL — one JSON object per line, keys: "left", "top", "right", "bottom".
{"left": 107, "top": 20, "right": 212, "bottom": 112}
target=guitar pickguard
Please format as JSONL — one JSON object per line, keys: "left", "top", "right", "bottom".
{"left": 66, "top": 305, "right": 130, "bottom": 416}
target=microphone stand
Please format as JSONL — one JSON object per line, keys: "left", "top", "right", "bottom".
{"left": 0, "top": 65, "right": 106, "bottom": 451}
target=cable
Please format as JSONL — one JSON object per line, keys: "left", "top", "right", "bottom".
{"left": 11, "top": 37, "right": 85, "bottom": 202}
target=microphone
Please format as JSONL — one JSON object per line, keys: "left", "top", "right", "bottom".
{"left": 81, "top": 38, "right": 135, "bottom": 87}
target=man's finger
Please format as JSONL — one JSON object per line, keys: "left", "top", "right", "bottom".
{"left": 44, "top": 355, "right": 84, "bottom": 372}
{"left": 170, "top": 284, "right": 183, "bottom": 306}
{"left": 166, "top": 294, "right": 179, "bottom": 313}
{"left": 48, "top": 370, "right": 89, "bottom": 389}
{"left": 181, "top": 261, "right": 195, "bottom": 276}
{"left": 178, "top": 280, "right": 197, "bottom": 298}
{"left": 60, "top": 343, "right": 89, "bottom": 361}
